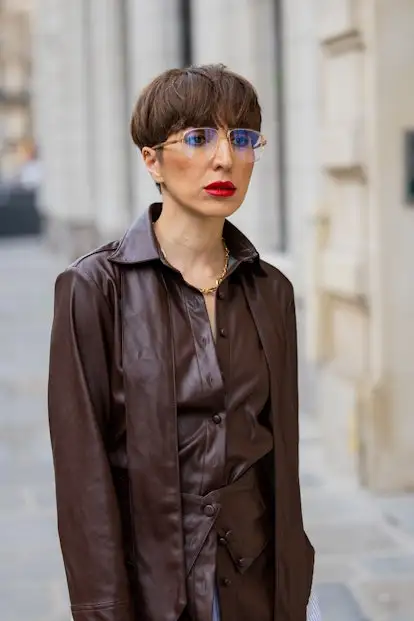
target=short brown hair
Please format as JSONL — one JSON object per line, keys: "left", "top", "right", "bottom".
{"left": 130, "top": 64, "right": 262, "bottom": 150}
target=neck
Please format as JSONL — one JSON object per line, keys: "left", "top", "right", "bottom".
{"left": 154, "top": 199, "right": 226, "bottom": 273}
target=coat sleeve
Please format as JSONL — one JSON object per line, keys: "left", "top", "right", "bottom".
{"left": 48, "top": 268, "right": 134, "bottom": 621}
{"left": 283, "top": 286, "right": 300, "bottom": 473}
{"left": 284, "top": 286, "right": 316, "bottom": 610}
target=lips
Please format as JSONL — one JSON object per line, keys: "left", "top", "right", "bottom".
{"left": 204, "top": 181, "right": 236, "bottom": 197}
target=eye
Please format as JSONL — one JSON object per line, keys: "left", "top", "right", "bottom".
{"left": 231, "top": 130, "right": 252, "bottom": 149}
{"left": 184, "top": 129, "right": 208, "bottom": 147}
{"left": 230, "top": 130, "right": 260, "bottom": 149}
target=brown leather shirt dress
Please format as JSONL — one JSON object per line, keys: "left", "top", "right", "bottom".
{"left": 48, "top": 204, "right": 315, "bottom": 621}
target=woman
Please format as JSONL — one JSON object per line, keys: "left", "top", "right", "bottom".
{"left": 48, "top": 64, "right": 321, "bottom": 621}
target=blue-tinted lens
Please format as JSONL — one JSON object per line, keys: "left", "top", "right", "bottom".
{"left": 230, "top": 129, "right": 260, "bottom": 149}
{"left": 184, "top": 128, "right": 217, "bottom": 148}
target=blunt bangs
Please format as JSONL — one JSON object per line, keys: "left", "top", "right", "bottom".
{"left": 130, "top": 64, "right": 262, "bottom": 150}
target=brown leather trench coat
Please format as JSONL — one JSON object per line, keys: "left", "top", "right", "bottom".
{"left": 48, "top": 204, "right": 314, "bottom": 621}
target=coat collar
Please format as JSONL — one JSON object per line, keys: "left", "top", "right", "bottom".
{"left": 108, "top": 202, "right": 260, "bottom": 265}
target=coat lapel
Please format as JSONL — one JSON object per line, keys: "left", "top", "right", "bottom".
{"left": 242, "top": 269, "right": 292, "bottom": 620}
{"left": 241, "top": 269, "right": 286, "bottom": 422}
{"left": 120, "top": 265, "right": 186, "bottom": 621}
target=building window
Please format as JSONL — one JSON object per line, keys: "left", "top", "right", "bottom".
{"left": 180, "top": 0, "right": 192, "bottom": 67}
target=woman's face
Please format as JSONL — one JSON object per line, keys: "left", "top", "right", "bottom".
{"left": 142, "top": 126, "right": 256, "bottom": 219}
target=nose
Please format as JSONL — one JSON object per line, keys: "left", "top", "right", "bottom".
{"left": 212, "top": 134, "right": 233, "bottom": 170}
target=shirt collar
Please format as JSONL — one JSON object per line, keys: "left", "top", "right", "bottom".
{"left": 108, "top": 203, "right": 260, "bottom": 265}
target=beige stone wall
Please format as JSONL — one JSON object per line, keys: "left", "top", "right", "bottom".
{"left": 311, "top": 0, "right": 414, "bottom": 491}
{"left": 368, "top": 0, "right": 414, "bottom": 490}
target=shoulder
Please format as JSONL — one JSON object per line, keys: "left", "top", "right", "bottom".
{"left": 257, "top": 259, "right": 295, "bottom": 306}
{"left": 55, "top": 240, "right": 121, "bottom": 303}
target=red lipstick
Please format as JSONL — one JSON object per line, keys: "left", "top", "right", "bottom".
{"left": 204, "top": 181, "right": 236, "bottom": 198}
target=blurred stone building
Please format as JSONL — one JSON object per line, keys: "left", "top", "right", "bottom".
{"left": 32, "top": 0, "right": 414, "bottom": 493}
{"left": 0, "top": 0, "right": 33, "bottom": 178}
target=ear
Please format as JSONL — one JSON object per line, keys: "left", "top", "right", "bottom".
{"left": 142, "top": 147, "right": 163, "bottom": 184}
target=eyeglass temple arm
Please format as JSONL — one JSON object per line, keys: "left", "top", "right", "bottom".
{"left": 152, "top": 138, "right": 182, "bottom": 150}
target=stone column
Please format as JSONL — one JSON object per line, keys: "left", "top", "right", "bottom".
{"left": 282, "top": 0, "right": 319, "bottom": 296}
{"left": 88, "top": 0, "right": 131, "bottom": 241}
{"left": 32, "top": 0, "right": 96, "bottom": 258}
{"left": 31, "top": 0, "right": 64, "bottom": 227}
{"left": 126, "top": 0, "right": 182, "bottom": 216}
{"left": 280, "top": 0, "right": 319, "bottom": 412}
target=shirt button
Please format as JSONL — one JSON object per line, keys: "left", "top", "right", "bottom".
{"left": 218, "top": 536, "right": 227, "bottom": 546}
{"left": 217, "top": 290, "right": 225, "bottom": 300}
{"left": 237, "top": 557, "right": 247, "bottom": 568}
{"left": 221, "top": 577, "right": 232, "bottom": 587}
{"left": 212, "top": 414, "right": 222, "bottom": 425}
{"left": 219, "top": 328, "right": 227, "bottom": 338}
{"left": 204, "top": 504, "right": 216, "bottom": 517}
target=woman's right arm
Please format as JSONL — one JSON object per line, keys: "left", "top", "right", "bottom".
{"left": 48, "top": 267, "right": 134, "bottom": 621}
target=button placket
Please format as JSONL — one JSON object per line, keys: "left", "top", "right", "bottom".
{"left": 216, "top": 283, "right": 228, "bottom": 339}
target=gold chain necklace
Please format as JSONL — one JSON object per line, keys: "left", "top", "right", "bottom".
{"left": 161, "top": 239, "right": 230, "bottom": 296}
{"left": 199, "top": 240, "right": 230, "bottom": 295}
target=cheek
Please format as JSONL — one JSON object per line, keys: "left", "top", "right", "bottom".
{"left": 162, "top": 154, "right": 205, "bottom": 189}
{"left": 172, "top": 155, "right": 191, "bottom": 174}
{"left": 235, "top": 162, "right": 254, "bottom": 192}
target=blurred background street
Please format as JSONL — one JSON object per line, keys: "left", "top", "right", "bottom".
{"left": 1, "top": 0, "right": 414, "bottom": 620}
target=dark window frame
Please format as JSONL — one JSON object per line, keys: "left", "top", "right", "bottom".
{"left": 180, "top": 0, "right": 192, "bottom": 67}
{"left": 274, "top": 0, "right": 288, "bottom": 252}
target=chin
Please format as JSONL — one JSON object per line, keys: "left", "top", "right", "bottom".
{"left": 196, "top": 197, "right": 243, "bottom": 219}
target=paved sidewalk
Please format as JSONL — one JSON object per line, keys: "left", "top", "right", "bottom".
{"left": 1, "top": 238, "right": 414, "bottom": 621}
{"left": 300, "top": 416, "right": 414, "bottom": 621}
{"left": 0, "top": 238, "right": 68, "bottom": 621}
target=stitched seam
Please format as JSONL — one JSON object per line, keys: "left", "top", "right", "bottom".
{"left": 71, "top": 242, "right": 119, "bottom": 267}
{"left": 71, "top": 599, "right": 129, "bottom": 612}
{"left": 182, "top": 287, "right": 204, "bottom": 390}
{"left": 119, "top": 269, "right": 139, "bottom": 577}
{"left": 284, "top": 296, "right": 294, "bottom": 338}
{"left": 107, "top": 226, "right": 130, "bottom": 260}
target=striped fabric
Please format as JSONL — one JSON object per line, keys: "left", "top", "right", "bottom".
{"left": 212, "top": 586, "right": 322, "bottom": 620}
{"left": 307, "top": 590, "right": 323, "bottom": 621}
